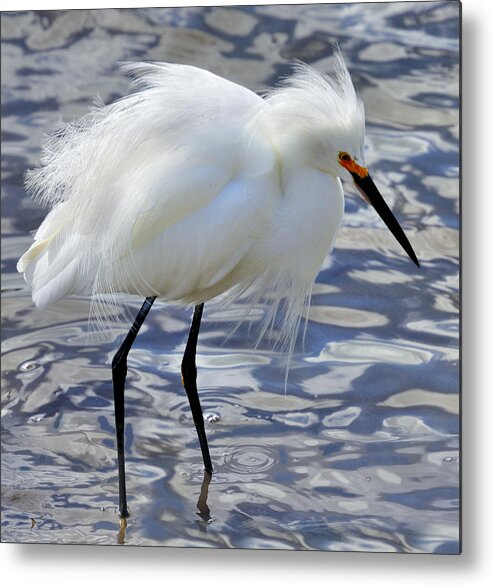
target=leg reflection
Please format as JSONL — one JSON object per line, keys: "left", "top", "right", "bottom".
{"left": 196, "top": 469, "right": 213, "bottom": 532}
{"left": 115, "top": 469, "right": 214, "bottom": 542}
{"left": 117, "top": 516, "right": 127, "bottom": 545}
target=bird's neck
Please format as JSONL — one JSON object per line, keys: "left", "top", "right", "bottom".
{"left": 259, "top": 116, "right": 325, "bottom": 179}
{"left": 271, "top": 135, "right": 326, "bottom": 190}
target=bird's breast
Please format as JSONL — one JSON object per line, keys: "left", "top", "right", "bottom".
{"left": 249, "top": 168, "right": 344, "bottom": 283}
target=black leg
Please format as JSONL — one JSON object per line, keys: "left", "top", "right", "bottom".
{"left": 181, "top": 303, "right": 213, "bottom": 473}
{"left": 112, "top": 296, "right": 156, "bottom": 518}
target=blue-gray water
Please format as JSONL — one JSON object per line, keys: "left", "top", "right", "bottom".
{"left": 1, "top": 3, "right": 460, "bottom": 551}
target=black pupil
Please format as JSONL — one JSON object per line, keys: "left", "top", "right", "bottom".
{"left": 341, "top": 153, "right": 350, "bottom": 161}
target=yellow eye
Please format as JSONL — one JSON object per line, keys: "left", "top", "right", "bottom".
{"left": 339, "top": 151, "right": 351, "bottom": 162}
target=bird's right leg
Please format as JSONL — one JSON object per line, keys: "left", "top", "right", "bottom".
{"left": 181, "top": 303, "right": 213, "bottom": 473}
{"left": 112, "top": 296, "right": 156, "bottom": 518}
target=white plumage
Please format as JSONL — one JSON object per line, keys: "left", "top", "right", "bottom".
{"left": 18, "top": 51, "right": 411, "bottom": 358}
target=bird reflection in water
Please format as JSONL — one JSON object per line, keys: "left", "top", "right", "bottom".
{"left": 117, "top": 517, "right": 127, "bottom": 545}
{"left": 115, "top": 469, "right": 214, "bottom": 544}
{"left": 195, "top": 470, "right": 214, "bottom": 533}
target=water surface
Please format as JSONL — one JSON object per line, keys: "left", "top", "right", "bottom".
{"left": 1, "top": 2, "right": 460, "bottom": 552}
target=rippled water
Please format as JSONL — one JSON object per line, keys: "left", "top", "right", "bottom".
{"left": 1, "top": 3, "right": 460, "bottom": 552}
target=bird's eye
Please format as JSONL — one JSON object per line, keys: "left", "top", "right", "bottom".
{"left": 339, "top": 152, "right": 351, "bottom": 162}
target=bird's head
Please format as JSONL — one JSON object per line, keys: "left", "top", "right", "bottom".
{"left": 265, "top": 50, "right": 419, "bottom": 267}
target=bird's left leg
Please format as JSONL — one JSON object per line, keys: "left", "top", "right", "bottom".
{"left": 112, "top": 296, "right": 156, "bottom": 518}
{"left": 181, "top": 303, "right": 213, "bottom": 473}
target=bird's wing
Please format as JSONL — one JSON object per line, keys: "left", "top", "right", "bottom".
{"left": 25, "top": 61, "right": 269, "bottom": 222}
{"left": 122, "top": 165, "right": 280, "bottom": 303}
{"left": 20, "top": 63, "right": 278, "bottom": 306}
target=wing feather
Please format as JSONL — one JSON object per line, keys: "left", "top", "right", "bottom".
{"left": 19, "top": 63, "right": 276, "bottom": 307}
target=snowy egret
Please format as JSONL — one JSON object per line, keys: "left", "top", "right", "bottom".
{"left": 17, "top": 51, "right": 419, "bottom": 518}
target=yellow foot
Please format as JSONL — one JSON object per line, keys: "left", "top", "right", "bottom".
{"left": 117, "top": 516, "right": 127, "bottom": 545}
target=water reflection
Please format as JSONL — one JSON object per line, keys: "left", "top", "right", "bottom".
{"left": 196, "top": 470, "right": 213, "bottom": 533}
{"left": 1, "top": 3, "right": 459, "bottom": 552}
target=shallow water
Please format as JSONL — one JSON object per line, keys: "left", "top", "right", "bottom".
{"left": 1, "top": 3, "right": 460, "bottom": 551}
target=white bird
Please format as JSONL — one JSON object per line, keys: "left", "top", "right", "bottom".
{"left": 17, "top": 50, "right": 419, "bottom": 519}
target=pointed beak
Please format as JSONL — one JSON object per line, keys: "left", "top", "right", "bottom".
{"left": 346, "top": 162, "right": 419, "bottom": 268}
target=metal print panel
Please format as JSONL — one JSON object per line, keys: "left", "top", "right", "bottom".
{"left": 1, "top": 1, "right": 460, "bottom": 552}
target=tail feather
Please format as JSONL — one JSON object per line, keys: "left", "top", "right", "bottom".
{"left": 18, "top": 207, "right": 96, "bottom": 308}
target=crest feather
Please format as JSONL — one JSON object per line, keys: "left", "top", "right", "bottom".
{"left": 264, "top": 49, "right": 365, "bottom": 140}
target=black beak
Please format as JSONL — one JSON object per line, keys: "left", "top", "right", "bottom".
{"left": 351, "top": 172, "right": 420, "bottom": 268}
